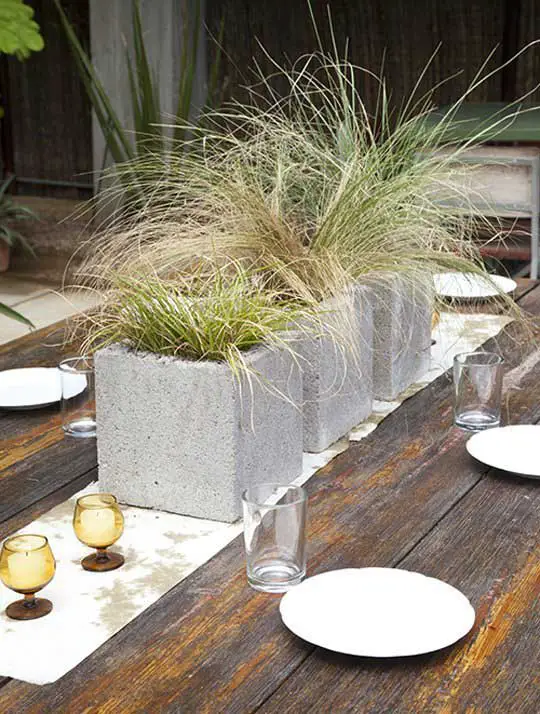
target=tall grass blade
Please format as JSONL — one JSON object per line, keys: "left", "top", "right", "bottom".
{"left": 53, "top": 0, "right": 134, "bottom": 164}
{"left": 0, "top": 302, "right": 34, "bottom": 328}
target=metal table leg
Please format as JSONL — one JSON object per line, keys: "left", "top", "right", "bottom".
{"left": 530, "top": 158, "right": 540, "bottom": 280}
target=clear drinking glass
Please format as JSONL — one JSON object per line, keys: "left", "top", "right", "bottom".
{"left": 59, "top": 356, "right": 96, "bottom": 438}
{"left": 453, "top": 351, "right": 503, "bottom": 431}
{"left": 242, "top": 483, "right": 307, "bottom": 593}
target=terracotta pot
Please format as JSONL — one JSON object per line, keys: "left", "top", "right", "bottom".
{"left": 0, "top": 241, "right": 10, "bottom": 272}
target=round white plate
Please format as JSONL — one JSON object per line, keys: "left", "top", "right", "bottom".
{"left": 466, "top": 424, "right": 540, "bottom": 478}
{"left": 279, "top": 568, "right": 475, "bottom": 657}
{"left": 0, "top": 367, "right": 87, "bottom": 410}
{"left": 434, "top": 272, "right": 516, "bottom": 299}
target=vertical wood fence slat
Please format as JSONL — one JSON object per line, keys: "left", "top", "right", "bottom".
{"left": 207, "top": 0, "right": 513, "bottom": 111}
{"left": 433, "top": 0, "right": 505, "bottom": 103}
{"left": 514, "top": 0, "right": 540, "bottom": 105}
{"left": 2, "top": 0, "right": 538, "bottom": 202}
{"left": 4, "top": 0, "right": 92, "bottom": 198}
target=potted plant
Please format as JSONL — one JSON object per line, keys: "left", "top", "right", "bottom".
{"left": 299, "top": 284, "right": 373, "bottom": 452}
{"left": 78, "top": 52, "right": 520, "bottom": 450}
{"left": 83, "top": 261, "right": 310, "bottom": 522}
{"left": 0, "top": 176, "right": 36, "bottom": 271}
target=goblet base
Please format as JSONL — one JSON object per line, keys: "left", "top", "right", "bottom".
{"left": 6, "top": 597, "right": 53, "bottom": 620}
{"left": 82, "top": 551, "right": 124, "bottom": 572}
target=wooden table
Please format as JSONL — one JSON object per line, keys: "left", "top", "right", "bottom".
{"left": 0, "top": 284, "right": 539, "bottom": 714}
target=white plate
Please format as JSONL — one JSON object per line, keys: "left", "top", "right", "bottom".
{"left": 434, "top": 272, "right": 516, "bottom": 299}
{"left": 279, "top": 568, "right": 475, "bottom": 657}
{"left": 0, "top": 368, "right": 87, "bottom": 410}
{"left": 466, "top": 424, "right": 540, "bottom": 478}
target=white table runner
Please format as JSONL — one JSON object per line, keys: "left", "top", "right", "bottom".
{"left": 0, "top": 311, "right": 510, "bottom": 684}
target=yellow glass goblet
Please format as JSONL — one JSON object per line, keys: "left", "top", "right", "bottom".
{"left": 73, "top": 494, "right": 125, "bottom": 572}
{"left": 0, "top": 534, "right": 56, "bottom": 620}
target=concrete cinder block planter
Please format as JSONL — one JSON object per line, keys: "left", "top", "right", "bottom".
{"left": 95, "top": 343, "right": 303, "bottom": 522}
{"left": 363, "top": 273, "right": 432, "bottom": 401}
{"left": 300, "top": 285, "right": 374, "bottom": 453}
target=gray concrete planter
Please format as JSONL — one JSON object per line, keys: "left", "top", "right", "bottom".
{"left": 95, "top": 343, "right": 303, "bottom": 522}
{"left": 362, "top": 273, "right": 432, "bottom": 401}
{"left": 300, "top": 285, "right": 374, "bottom": 453}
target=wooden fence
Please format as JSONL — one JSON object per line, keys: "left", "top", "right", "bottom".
{"left": 207, "top": 0, "right": 540, "bottom": 111}
{"left": 1, "top": 0, "right": 540, "bottom": 199}
{"left": 0, "top": 0, "right": 92, "bottom": 198}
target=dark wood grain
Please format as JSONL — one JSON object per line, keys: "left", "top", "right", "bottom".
{"left": 0, "top": 286, "right": 537, "bottom": 712}
{"left": 257, "top": 471, "right": 540, "bottom": 714}
{"left": 207, "top": 0, "right": 506, "bottom": 111}
{"left": 0, "top": 321, "right": 97, "bottom": 526}
{"left": 0, "top": 322, "right": 69, "bottom": 366}
{"left": 515, "top": 0, "right": 540, "bottom": 106}
{"left": 0, "top": 469, "right": 97, "bottom": 542}
{"left": 0, "top": 436, "right": 96, "bottom": 526}
{"left": 5, "top": 0, "right": 92, "bottom": 199}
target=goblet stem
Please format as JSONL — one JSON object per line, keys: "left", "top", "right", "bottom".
{"left": 23, "top": 593, "right": 37, "bottom": 609}
{"left": 6, "top": 591, "right": 52, "bottom": 619}
{"left": 95, "top": 547, "right": 110, "bottom": 563}
{"left": 82, "top": 547, "right": 123, "bottom": 572}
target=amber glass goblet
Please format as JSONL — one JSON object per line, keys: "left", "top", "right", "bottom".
{"left": 73, "top": 494, "right": 125, "bottom": 571}
{"left": 0, "top": 534, "right": 56, "bottom": 619}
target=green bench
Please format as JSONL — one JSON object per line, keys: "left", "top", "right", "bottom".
{"left": 426, "top": 103, "right": 540, "bottom": 277}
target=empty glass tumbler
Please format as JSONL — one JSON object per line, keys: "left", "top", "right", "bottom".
{"left": 242, "top": 483, "right": 307, "bottom": 593}
{"left": 453, "top": 351, "right": 503, "bottom": 431}
{"left": 59, "top": 356, "right": 96, "bottom": 438}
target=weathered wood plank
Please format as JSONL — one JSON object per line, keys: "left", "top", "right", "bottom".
{"left": 6, "top": 0, "right": 92, "bottom": 198}
{"left": 513, "top": 277, "right": 538, "bottom": 300}
{"left": 0, "top": 288, "right": 537, "bottom": 713}
{"left": 257, "top": 470, "right": 540, "bottom": 714}
{"left": 0, "top": 325, "right": 71, "bottom": 448}
{"left": 0, "top": 321, "right": 97, "bottom": 525}
{"left": 1, "top": 408, "right": 64, "bottom": 471}
{"left": 0, "top": 323, "right": 69, "bottom": 369}
{"left": 0, "top": 436, "right": 96, "bottom": 526}
{"left": 0, "top": 469, "right": 97, "bottom": 542}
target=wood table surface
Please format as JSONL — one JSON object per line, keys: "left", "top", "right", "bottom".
{"left": 0, "top": 282, "right": 539, "bottom": 714}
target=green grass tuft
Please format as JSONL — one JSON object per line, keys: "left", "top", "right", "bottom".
{"left": 79, "top": 260, "right": 320, "bottom": 374}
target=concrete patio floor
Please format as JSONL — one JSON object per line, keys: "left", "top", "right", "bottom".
{"left": 0, "top": 275, "right": 99, "bottom": 346}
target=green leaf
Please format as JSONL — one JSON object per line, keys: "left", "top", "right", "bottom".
{"left": 128, "top": 1, "right": 162, "bottom": 155}
{"left": 54, "top": 0, "right": 224, "bottom": 199}
{"left": 0, "top": 174, "right": 15, "bottom": 200}
{"left": 174, "top": 0, "right": 201, "bottom": 145}
{"left": 0, "top": 0, "right": 44, "bottom": 59}
{"left": 0, "top": 301, "right": 34, "bottom": 327}
{"left": 53, "top": 0, "right": 134, "bottom": 164}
